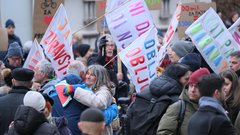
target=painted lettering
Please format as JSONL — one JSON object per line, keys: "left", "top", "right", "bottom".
{"left": 134, "top": 66, "right": 147, "bottom": 75}
{"left": 144, "top": 39, "right": 155, "bottom": 49}
{"left": 130, "top": 55, "right": 145, "bottom": 66}
{"left": 126, "top": 48, "right": 141, "bottom": 57}
{"left": 117, "top": 31, "right": 132, "bottom": 42}
{"left": 129, "top": 1, "right": 145, "bottom": 16}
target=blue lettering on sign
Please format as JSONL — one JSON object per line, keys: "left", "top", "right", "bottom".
{"left": 178, "top": 21, "right": 192, "bottom": 27}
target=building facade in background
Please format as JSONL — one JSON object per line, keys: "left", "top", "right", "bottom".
{"left": 0, "top": 0, "right": 211, "bottom": 47}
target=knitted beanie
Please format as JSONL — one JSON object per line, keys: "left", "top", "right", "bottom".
{"left": 5, "top": 42, "right": 23, "bottom": 59}
{"left": 171, "top": 40, "right": 195, "bottom": 58}
{"left": 188, "top": 68, "right": 210, "bottom": 84}
{"left": 23, "top": 91, "right": 46, "bottom": 112}
{"left": 5, "top": 19, "right": 15, "bottom": 28}
{"left": 179, "top": 53, "right": 201, "bottom": 72}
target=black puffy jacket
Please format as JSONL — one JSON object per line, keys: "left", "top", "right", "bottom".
{"left": 150, "top": 75, "right": 183, "bottom": 102}
{"left": 6, "top": 105, "right": 59, "bottom": 135}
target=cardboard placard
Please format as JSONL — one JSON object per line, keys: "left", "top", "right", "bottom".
{"left": 96, "top": 0, "right": 161, "bottom": 33}
{"left": 33, "top": 0, "right": 63, "bottom": 42}
{"left": 178, "top": 2, "right": 216, "bottom": 39}
{"left": 185, "top": 8, "right": 239, "bottom": 74}
{"left": 0, "top": 28, "right": 8, "bottom": 51}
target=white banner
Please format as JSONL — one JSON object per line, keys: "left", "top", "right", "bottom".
{"left": 106, "top": 0, "right": 154, "bottom": 50}
{"left": 229, "top": 18, "right": 240, "bottom": 46}
{"left": 40, "top": 4, "right": 73, "bottom": 79}
{"left": 106, "top": 0, "right": 126, "bottom": 12}
{"left": 23, "top": 39, "right": 45, "bottom": 70}
{"left": 119, "top": 27, "right": 158, "bottom": 93}
{"left": 158, "top": 3, "right": 182, "bottom": 65}
{"left": 185, "top": 8, "right": 240, "bottom": 74}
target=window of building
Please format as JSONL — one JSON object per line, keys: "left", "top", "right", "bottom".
{"left": 83, "top": 0, "right": 96, "bottom": 25}
{"left": 159, "top": 0, "right": 171, "bottom": 20}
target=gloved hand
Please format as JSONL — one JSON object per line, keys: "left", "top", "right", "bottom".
{"left": 99, "top": 36, "right": 108, "bottom": 56}
{"left": 64, "top": 83, "right": 93, "bottom": 96}
{"left": 99, "top": 36, "right": 108, "bottom": 48}
{"left": 64, "top": 84, "right": 83, "bottom": 96}
{"left": 117, "top": 81, "right": 128, "bottom": 91}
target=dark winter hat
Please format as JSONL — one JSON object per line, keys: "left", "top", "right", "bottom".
{"left": 179, "top": 53, "right": 201, "bottom": 72}
{"left": 188, "top": 68, "right": 210, "bottom": 84}
{"left": 12, "top": 68, "right": 34, "bottom": 81}
{"left": 171, "top": 40, "right": 195, "bottom": 58}
{"left": 61, "top": 73, "right": 83, "bottom": 85}
{"left": 5, "top": 42, "right": 23, "bottom": 59}
{"left": 78, "top": 44, "right": 90, "bottom": 57}
{"left": 5, "top": 19, "right": 15, "bottom": 28}
{"left": 80, "top": 108, "right": 104, "bottom": 122}
{"left": 42, "top": 93, "right": 54, "bottom": 106}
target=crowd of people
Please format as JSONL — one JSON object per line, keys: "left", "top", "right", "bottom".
{"left": 0, "top": 8, "right": 240, "bottom": 135}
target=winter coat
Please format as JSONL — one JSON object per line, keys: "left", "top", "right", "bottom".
{"left": 157, "top": 88, "right": 198, "bottom": 135}
{"left": 8, "top": 34, "right": 22, "bottom": 48}
{"left": 74, "top": 85, "right": 114, "bottom": 110}
{"left": 41, "top": 79, "right": 58, "bottom": 94}
{"left": 226, "top": 97, "right": 240, "bottom": 124}
{"left": 52, "top": 117, "right": 72, "bottom": 135}
{"left": 6, "top": 105, "right": 59, "bottom": 135}
{"left": 88, "top": 53, "right": 130, "bottom": 99}
{"left": 74, "top": 85, "right": 115, "bottom": 135}
{"left": 0, "top": 86, "right": 30, "bottom": 135}
{"left": 51, "top": 82, "right": 88, "bottom": 135}
{"left": 150, "top": 75, "right": 183, "bottom": 102}
{"left": 188, "top": 98, "right": 236, "bottom": 135}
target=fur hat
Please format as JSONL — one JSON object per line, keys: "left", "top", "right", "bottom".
{"left": 80, "top": 108, "right": 104, "bottom": 122}
{"left": 171, "top": 40, "right": 195, "bottom": 58}
{"left": 179, "top": 53, "right": 201, "bottom": 72}
{"left": 23, "top": 91, "right": 46, "bottom": 112}
{"left": 5, "top": 42, "right": 23, "bottom": 59}
{"left": 5, "top": 19, "right": 15, "bottom": 28}
{"left": 12, "top": 68, "right": 34, "bottom": 81}
{"left": 188, "top": 68, "right": 210, "bottom": 84}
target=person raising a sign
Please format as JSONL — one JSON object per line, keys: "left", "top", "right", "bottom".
{"left": 88, "top": 34, "right": 130, "bottom": 101}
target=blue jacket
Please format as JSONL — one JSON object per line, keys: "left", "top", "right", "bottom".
{"left": 46, "top": 76, "right": 118, "bottom": 135}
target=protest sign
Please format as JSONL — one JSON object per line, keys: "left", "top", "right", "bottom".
{"left": 229, "top": 18, "right": 240, "bottom": 46}
{"left": 33, "top": 0, "right": 62, "bottom": 42}
{"left": 40, "top": 4, "right": 73, "bottom": 79}
{"left": 23, "top": 39, "right": 45, "bottom": 70}
{"left": 185, "top": 8, "right": 240, "bottom": 74}
{"left": 157, "top": 3, "right": 182, "bottom": 65}
{"left": 119, "top": 27, "right": 159, "bottom": 93}
{"left": 96, "top": 0, "right": 161, "bottom": 33}
{"left": 178, "top": 2, "right": 216, "bottom": 39}
{"left": 106, "top": 0, "right": 155, "bottom": 50}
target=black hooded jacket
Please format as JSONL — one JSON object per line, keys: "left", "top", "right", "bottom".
{"left": 7, "top": 105, "right": 59, "bottom": 135}
{"left": 149, "top": 75, "right": 183, "bottom": 102}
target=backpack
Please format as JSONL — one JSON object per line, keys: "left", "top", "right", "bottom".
{"left": 127, "top": 87, "right": 172, "bottom": 135}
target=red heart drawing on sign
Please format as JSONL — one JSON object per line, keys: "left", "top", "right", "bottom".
{"left": 44, "top": 16, "right": 53, "bottom": 26}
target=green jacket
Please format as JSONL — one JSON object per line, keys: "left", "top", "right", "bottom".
{"left": 156, "top": 88, "right": 198, "bottom": 135}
